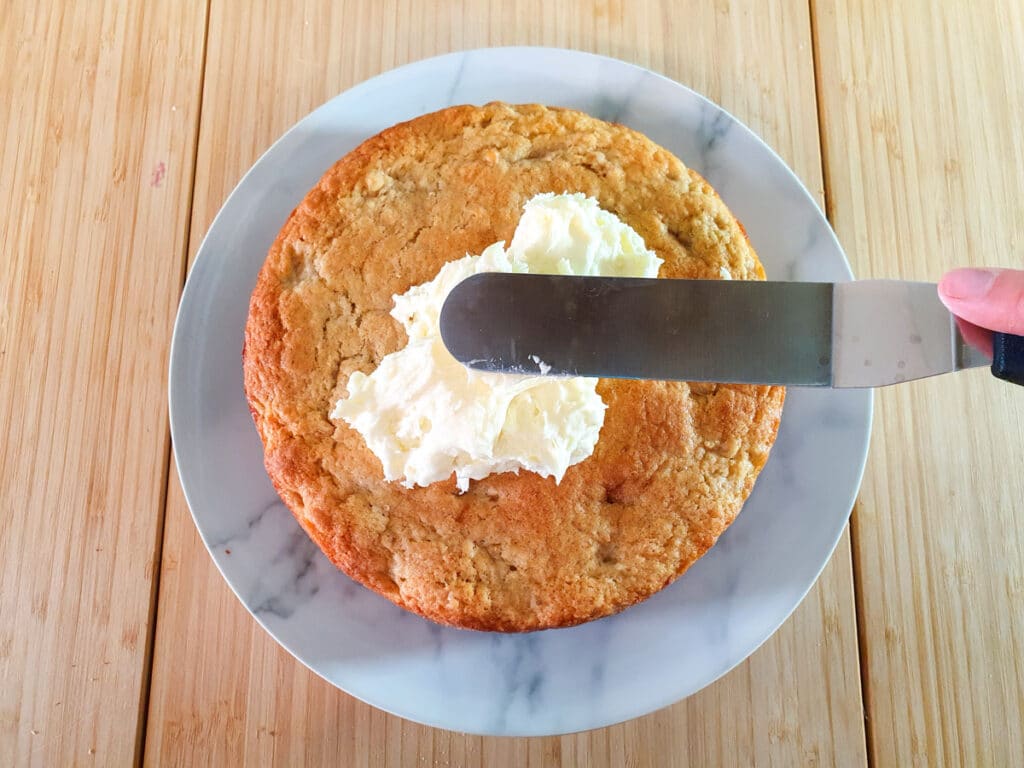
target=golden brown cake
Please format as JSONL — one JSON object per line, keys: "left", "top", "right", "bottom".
{"left": 243, "top": 103, "right": 784, "bottom": 631}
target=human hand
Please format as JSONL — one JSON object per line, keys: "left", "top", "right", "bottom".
{"left": 937, "top": 267, "right": 1024, "bottom": 357}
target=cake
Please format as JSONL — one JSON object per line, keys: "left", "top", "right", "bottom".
{"left": 243, "top": 103, "right": 784, "bottom": 631}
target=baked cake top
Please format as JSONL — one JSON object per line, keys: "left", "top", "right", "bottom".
{"left": 243, "top": 103, "right": 784, "bottom": 631}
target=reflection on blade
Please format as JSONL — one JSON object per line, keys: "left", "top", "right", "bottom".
{"left": 831, "top": 281, "right": 989, "bottom": 388}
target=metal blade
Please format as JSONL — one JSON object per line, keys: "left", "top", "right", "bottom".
{"left": 831, "top": 280, "right": 989, "bottom": 387}
{"left": 440, "top": 274, "right": 833, "bottom": 385}
{"left": 440, "top": 274, "right": 991, "bottom": 388}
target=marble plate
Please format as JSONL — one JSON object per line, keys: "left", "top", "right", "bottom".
{"left": 169, "top": 47, "right": 872, "bottom": 736}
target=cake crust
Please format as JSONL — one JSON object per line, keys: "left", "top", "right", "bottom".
{"left": 243, "top": 103, "right": 785, "bottom": 631}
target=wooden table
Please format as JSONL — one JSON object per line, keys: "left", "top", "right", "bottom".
{"left": 4, "top": 1, "right": 1023, "bottom": 765}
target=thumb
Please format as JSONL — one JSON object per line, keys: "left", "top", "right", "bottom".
{"left": 937, "top": 267, "right": 1024, "bottom": 335}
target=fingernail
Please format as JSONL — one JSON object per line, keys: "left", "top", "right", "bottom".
{"left": 942, "top": 268, "right": 998, "bottom": 300}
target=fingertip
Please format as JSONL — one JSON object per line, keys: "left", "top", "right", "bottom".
{"left": 939, "top": 267, "right": 998, "bottom": 301}
{"left": 936, "top": 278, "right": 956, "bottom": 310}
{"left": 938, "top": 267, "right": 1024, "bottom": 334}
{"left": 937, "top": 275, "right": 972, "bottom": 317}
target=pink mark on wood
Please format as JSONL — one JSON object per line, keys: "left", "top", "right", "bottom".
{"left": 150, "top": 161, "right": 166, "bottom": 187}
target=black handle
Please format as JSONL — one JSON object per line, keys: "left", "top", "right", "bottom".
{"left": 991, "top": 332, "right": 1024, "bottom": 385}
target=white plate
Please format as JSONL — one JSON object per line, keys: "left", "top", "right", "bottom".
{"left": 169, "top": 47, "right": 872, "bottom": 736}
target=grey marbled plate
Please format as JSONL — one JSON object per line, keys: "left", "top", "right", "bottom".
{"left": 169, "top": 47, "right": 872, "bottom": 736}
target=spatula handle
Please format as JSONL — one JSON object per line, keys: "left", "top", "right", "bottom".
{"left": 991, "top": 332, "right": 1024, "bottom": 385}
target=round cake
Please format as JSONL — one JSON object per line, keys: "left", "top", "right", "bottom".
{"left": 243, "top": 103, "right": 785, "bottom": 631}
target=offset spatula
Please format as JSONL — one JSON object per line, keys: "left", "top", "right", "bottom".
{"left": 439, "top": 274, "right": 1024, "bottom": 387}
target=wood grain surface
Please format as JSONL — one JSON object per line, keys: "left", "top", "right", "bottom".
{"left": 4, "top": 0, "right": 1022, "bottom": 766}
{"left": 0, "top": 1, "right": 207, "bottom": 765}
{"left": 143, "top": 1, "right": 865, "bottom": 766}
{"left": 813, "top": 1, "right": 1024, "bottom": 765}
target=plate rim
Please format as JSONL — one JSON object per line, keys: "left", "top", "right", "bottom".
{"left": 168, "top": 45, "right": 873, "bottom": 735}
